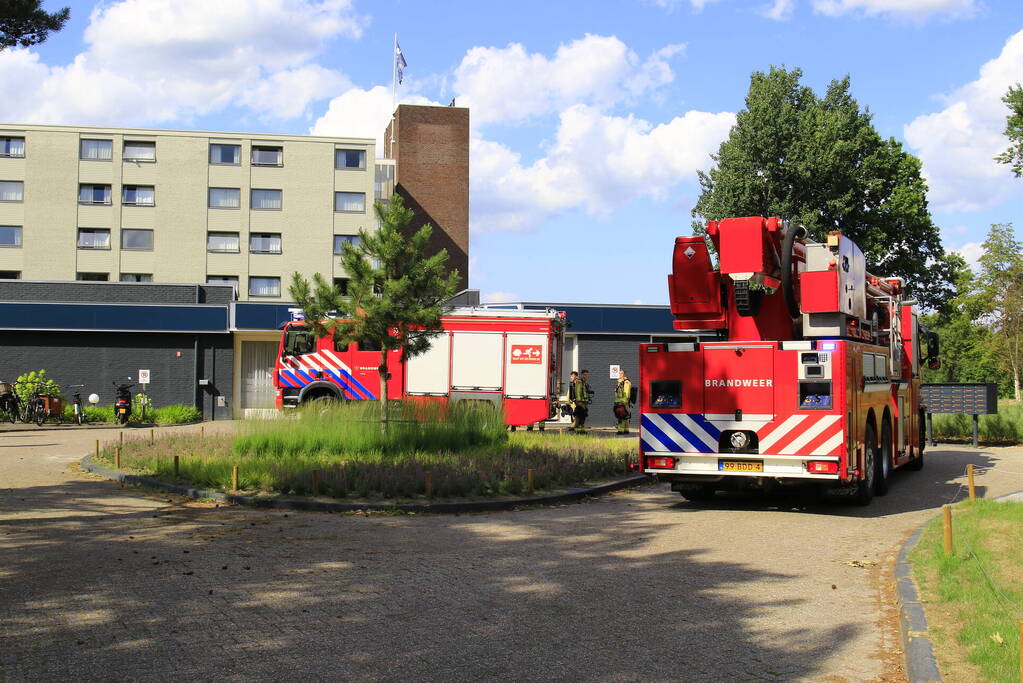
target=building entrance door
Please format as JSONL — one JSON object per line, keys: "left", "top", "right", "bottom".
{"left": 240, "top": 341, "right": 278, "bottom": 410}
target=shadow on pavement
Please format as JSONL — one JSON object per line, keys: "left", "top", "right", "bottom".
{"left": 1, "top": 475, "right": 857, "bottom": 681}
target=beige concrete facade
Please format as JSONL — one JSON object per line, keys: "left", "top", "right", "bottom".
{"left": 0, "top": 124, "right": 380, "bottom": 300}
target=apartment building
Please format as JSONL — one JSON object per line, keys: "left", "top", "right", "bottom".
{"left": 0, "top": 124, "right": 389, "bottom": 300}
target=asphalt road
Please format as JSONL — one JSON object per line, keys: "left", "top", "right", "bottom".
{"left": 2, "top": 423, "right": 1021, "bottom": 682}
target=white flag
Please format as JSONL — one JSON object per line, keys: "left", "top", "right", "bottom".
{"left": 396, "top": 41, "right": 408, "bottom": 84}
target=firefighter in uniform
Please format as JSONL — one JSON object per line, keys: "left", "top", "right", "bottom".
{"left": 614, "top": 369, "right": 633, "bottom": 434}
{"left": 572, "top": 371, "right": 590, "bottom": 433}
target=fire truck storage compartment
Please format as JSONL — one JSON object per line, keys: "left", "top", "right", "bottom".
{"left": 504, "top": 333, "right": 547, "bottom": 398}
{"left": 405, "top": 332, "right": 451, "bottom": 395}
{"left": 451, "top": 331, "right": 503, "bottom": 391}
{"left": 702, "top": 346, "right": 775, "bottom": 415}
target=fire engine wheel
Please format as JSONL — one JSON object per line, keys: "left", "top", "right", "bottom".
{"left": 876, "top": 420, "right": 893, "bottom": 496}
{"left": 852, "top": 424, "right": 877, "bottom": 506}
{"left": 677, "top": 482, "right": 716, "bottom": 503}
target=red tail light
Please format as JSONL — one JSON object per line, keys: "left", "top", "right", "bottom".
{"left": 647, "top": 456, "right": 677, "bottom": 469}
{"left": 807, "top": 461, "right": 839, "bottom": 474}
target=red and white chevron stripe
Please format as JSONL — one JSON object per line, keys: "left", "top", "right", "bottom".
{"left": 756, "top": 414, "right": 844, "bottom": 457}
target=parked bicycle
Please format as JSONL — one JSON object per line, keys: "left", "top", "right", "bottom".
{"left": 0, "top": 381, "right": 19, "bottom": 424}
{"left": 19, "top": 381, "right": 62, "bottom": 427}
{"left": 67, "top": 384, "right": 86, "bottom": 425}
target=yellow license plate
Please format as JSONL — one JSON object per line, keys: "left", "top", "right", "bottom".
{"left": 719, "top": 460, "right": 764, "bottom": 472}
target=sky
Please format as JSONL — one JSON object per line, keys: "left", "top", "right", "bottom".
{"left": 2, "top": 0, "right": 1022, "bottom": 305}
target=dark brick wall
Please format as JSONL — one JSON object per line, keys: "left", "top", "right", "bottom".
{"left": 384, "top": 105, "right": 470, "bottom": 291}
{"left": 0, "top": 281, "right": 234, "bottom": 305}
{"left": 576, "top": 334, "right": 648, "bottom": 427}
{"left": 0, "top": 331, "right": 232, "bottom": 420}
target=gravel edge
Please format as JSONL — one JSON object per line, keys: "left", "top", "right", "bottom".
{"left": 895, "top": 488, "right": 1023, "bottom": 683}
{"left": 80, "top": 454, "right": 651, "bottom": 513}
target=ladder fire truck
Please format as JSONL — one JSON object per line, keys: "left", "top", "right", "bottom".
{"left": 639, "top": 216, "right": 939, "bottom": 505}
{"left": 273, "top": 307, "right": 565, "bottom": 427}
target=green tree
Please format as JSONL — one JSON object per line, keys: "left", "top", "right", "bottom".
{"left": 693, "top": 66, "right": 956, "bottom": 311}
{"left": 289, "top": 194, "right": 460, "bottom": 428}
{"left": 976, "top": 222, "right": 1023, "bottom": 404}
{"left": 996, "top": 83, "right": 1023, "bottom": 178}
{"left": 1, "top": 0, "right": 70, "bottom": 50}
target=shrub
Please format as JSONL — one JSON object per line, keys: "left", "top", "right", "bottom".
{"left": 154, "top": 405, "right": 201, "bottom": 424}
{"left": 15, "top": 369, "right": 62, "bottom": 404}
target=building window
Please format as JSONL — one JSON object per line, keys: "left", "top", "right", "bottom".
{"left": 207, "top": 232, "right": 240, "bottom": 252}
{"left": 0, "top": 270, "right": 20, "bottom": 279}
{"left": 208, "top": 187, "right": 240, "bottom": 208}
{"left": 335, "top": 148, "right": 366, "bottom": 170}
{"left": 252, "top": 146, "right": 283, "bottom": 166}
{"left": 333, "top": 234, "right": 361, "bottom": 254}
{"left": 333, "top": 277, "right": 349, "bottom": 296}
{"left": 334, "top": 191, "right": 365, "bottom": 213}
{"left": 123, "top": 141, "right": 156, "bottom": 162}
{"left": 0, "top": 181, "right": 24, "bottom": 202}
{"left": 250, "top": 233, "right": 282, "bottom": 254}
{"left": 0, "top": 226, "right": 22, "bottom": 247}
{"left": 207, "top": 275, "right": 239, "bottom": 290}
{"left": 77, "top": 228, "right": 111, "bottom": 249}
{"left": 122, "top": 185, "right": 155, "bottom": 206}
{"left": 209, "top": 143, "right": 241, "bottom": 165}
{"left": 250, "top": 189, "right": 282, "bottom": 210}
{"left": 78, "top": 184, "right": 111, "bottom": 205}
{"left": 249, "top": 276, "right": 280, "bottom": 297}
{"left": 119, "top": 273, "right": 152, "bottom": 282}
{"left": 76, "top": 272, "right": 109, "bottom": 281}
{"left": 121, "top": 228, "right": 153, "bottom": 250}
{"left": 0, "top": 137, "right": 25, "bottom": 158}
{"left": 80, "top": 139, "right": 112, "bottom": 160}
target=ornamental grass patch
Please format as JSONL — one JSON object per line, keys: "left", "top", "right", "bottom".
{"left": 98, "top": 401, "right": 634, "bottom": 500}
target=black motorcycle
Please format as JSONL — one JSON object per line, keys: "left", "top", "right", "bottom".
{"left": 0, "top": 381, "right": 19, "bottom": 424}
{"left": 113, "top": 381, "right": 136, "bottom": 425}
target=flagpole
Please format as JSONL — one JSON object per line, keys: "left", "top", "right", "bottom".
{"left": 390, "top": 32, "right": 397, "bottom": 158}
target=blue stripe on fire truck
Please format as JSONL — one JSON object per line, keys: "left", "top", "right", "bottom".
{"left": 279, "top": 368, "right": 377, "bottom": 401}
{"left": 640, "top": 413, "right": 718, "bottom": 454}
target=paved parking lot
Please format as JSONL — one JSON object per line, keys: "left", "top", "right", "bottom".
{"left": 2, "top": 424, "right": 1021, "bottom": 681}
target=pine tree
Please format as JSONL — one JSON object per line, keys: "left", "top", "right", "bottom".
{"left": 1, "top": 1, "right": 70, "bottom": 50}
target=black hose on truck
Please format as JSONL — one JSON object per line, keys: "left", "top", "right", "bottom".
{"left": 781, "top": 224, "right": 806, "bottom": 319}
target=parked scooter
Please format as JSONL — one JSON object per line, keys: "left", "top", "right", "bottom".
{"left": 113, "top": 380, "right": 136, "bottom": 425}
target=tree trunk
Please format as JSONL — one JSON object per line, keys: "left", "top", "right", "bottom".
{"left": 379, "top": 349, "right": 390, "bottom": 435}
{"left": 1014, "top": 366, "right": 1021, "bottom": 406}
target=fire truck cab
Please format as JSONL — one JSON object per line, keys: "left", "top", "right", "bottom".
{"left": 640, "top": 216, "right": 939, "bottom": 505}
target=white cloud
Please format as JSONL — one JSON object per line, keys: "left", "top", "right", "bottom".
{"left": 309, "top": 86, "right": 441, "bottom": 151}
{"left": 482, "top": 291, "right": 519, "bottom": 303}
{"left": 645, "top": 0, "right": 724, "bottom": 11}
{"left": 812, "top": 0, "right": 979, "bottom": 20}
{"left": 954, "top": 241, "right": 984, "bottom": 272}
{"left": 761, "top": 0, "right": 796, "bottom": 20}
{"left": 453, "top": 35, "right": 685, "bottom": 126}
{"left": 0, "top": 0, "right": 364, "bottom": 125}
{"left": 904, "top": 29, "right": 1023, "bottom": 213}
{"left": 471, "top": 104, "right": 735, "bottom": 232}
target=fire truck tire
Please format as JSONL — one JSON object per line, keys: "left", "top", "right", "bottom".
{"left": 852, "top": 424, "right": 877, "bottom": 506}
{"left": 877, "top": 420, "right": 893, "bottom": 496}
{"left": 677, "top": 483, "right": 716, "bottom": 502}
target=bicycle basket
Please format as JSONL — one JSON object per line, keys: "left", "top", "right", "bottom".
{"left": 0, "top": 382, "right": 12, "bottom": 395}
{"left": 42, "top": 396, "right": 65, "bottom": 414}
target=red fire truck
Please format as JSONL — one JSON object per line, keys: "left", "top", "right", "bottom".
{"left": 274, "top": 307, "right": 565, "bottom": 427}
{"left": 639, "top": 216, "right": 939, "bottom": 505}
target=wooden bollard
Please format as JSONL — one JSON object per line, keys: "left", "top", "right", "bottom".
{"left": 231, "top": 465, "right": 239, "bottom": 492}
{"left": 150, "top": 428, "right": 155, "bottom": 444}
{"left": 119, "top": 431, "right": 124, "bottom": 446}
{"left": 94, "top": 439, "right": 99, "bottom": 459}
{"left": 115, "top": 446, "right": 121, "bottom": 469}
{"left": 200, "top": 425, "right": 205, "bottom": 439}
{"left": 173, "top": 455, "right": 179, "bottom": 477}
{"left": 942, "top": 504, "right": 953, "bottom": 555}
{"left": 425, "top": 471, "right": 433, "bottom": 499}
{"left": 527, "top": 468, "right": 536, "bottom": 494}
{"left": 967, "top": 464, "right": 976, "bottom": 502}
{"left": 312, "top": 469, "right": 321, "bottom": 496}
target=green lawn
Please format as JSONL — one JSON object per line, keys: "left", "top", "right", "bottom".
{"left": 910, "top": 500, "right": 1023, "bottom": 682}
{"left": 97, "top": 402, "right": 636, "bottom": 500}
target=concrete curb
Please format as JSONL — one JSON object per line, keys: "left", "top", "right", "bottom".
{"left": 895, "top": 489, "right": 1023, "bottom": 683}
{"left": 80, "top": 454, "right": 651, "bottom": 513}
{"left": 895, "top": 524, "right": 943, "bottom": 683}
